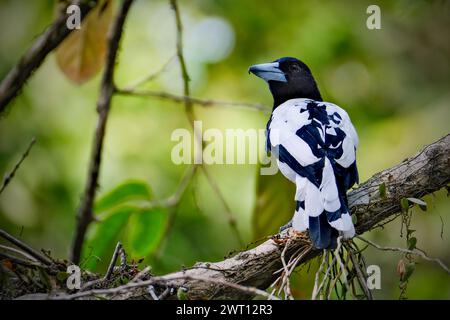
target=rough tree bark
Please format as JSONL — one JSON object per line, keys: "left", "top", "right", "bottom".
{"left": 114, "top": 134, "right": 448, "bottom": 300}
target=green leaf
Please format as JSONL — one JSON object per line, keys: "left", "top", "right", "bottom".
{"left": 403, "top": 262, "right": 416, "bottom": 282}
{"left": 407, "top": 237, "right": 417, "bottom": 250}
{"left": 125, "top": 207, "right": 168, "bottom": 257}
{"left": 400, "top": 198, "right": 410, "bottom": 212}
{"left": 82, "top": 206, "right": 134, "bottom": 271}
{"left": 407, "top": 197, "right": 427, "bottom": 211}
{"left": 94, "top": 180, "right": 152, "bottom": 213}
{"left": 379, "top": 182, "right": 386, "bottom": 198}
{"left": 252, "top": 171, "right": 296, "bottom": 239}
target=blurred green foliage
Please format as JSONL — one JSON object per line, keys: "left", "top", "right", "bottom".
{"left": 0, "top": 0, "right": 449, "bottom": 299}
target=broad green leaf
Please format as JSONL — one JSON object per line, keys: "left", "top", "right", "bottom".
{"left": 82, "top": 206, "right": 134, "bottom": 271}
{"left": 125, "top": 207, "right": 168, "bottom": 257}
{"left": 56, "top": 0, "right": 113, "bottom": 84}
{"left": 94, "top": 180, "right": 152, "bottom": 213}
{"left": 252, "top": 170, "right": 296, "bottom": 239}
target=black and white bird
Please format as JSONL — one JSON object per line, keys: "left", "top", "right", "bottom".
{"left": 249, "top": 57, "right": 359, "bottom": 249}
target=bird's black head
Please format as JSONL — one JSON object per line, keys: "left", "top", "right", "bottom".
{"left": 249, "top": 57, "right": 322, "bottom": 108}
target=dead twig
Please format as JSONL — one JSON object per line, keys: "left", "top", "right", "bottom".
{"left": 0, "top": 229, "right": 53, "bottom": 266}
{"left": 0, "top": 138, "right": 36, "bottom": 195}
{"left": 70, "top": 0, "right": 135, "bottom": 264}
{"left": 356, "top": 236, "right": 450, "bottom": 275}
{"left": 115, "top": 88, "right": 270, "bottom": 112}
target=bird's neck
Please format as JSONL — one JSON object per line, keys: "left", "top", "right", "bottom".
{"left": 272, "top": 90, "right": 323, "bottom": 109}
{"left": 270, "top": 80, "right": 323, "bottom": 109}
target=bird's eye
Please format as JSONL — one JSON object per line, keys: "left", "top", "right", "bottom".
{"left": 290, "top": 64, "right": 300, "bottom": 73}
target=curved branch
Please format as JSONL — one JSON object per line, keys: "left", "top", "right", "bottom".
{"left": 129, "top": 134, "right": 449, "bottom": 300}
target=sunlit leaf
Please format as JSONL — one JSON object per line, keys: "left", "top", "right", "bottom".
{"left": 94, "top": 180, "right": 152, "bottom": 213}
{"left": 125, "top": 207, "right": 168, "bottom": 257}
{"left": 252, "top": 170, "right": 296, "bottom": 239}
{"left": 55, "top": 0, "right": 113, "bottom": 84}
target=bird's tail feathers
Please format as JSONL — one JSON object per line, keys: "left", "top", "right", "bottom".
{"left": 292, "top": 157, "right": 355, "bottom": 249}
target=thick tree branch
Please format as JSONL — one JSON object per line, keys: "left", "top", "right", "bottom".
{"left": 70, "top": 0, "right": 134, "bottom": 264}
{"left": 118, "top": 134, "right": 449, "bottom": 300}
{"left": 0, "top": 1, "right": 98, "bottom": 114}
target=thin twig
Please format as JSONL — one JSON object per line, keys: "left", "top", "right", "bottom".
{"left": 357, "top": 236, "right": 450, "bottom": 274}
{"left": 70, "top": 0, "right": 135, "bottom": 264}
{"left": 0, "top": 1, "right": 99, "bottom": 113}
{"left": 0, "top": 229, "right": 53, "bottom": 266}
{"left": 316, "top": 254, "right": 338, "bottom": 300}
{"left": 0, "top": 244, "right": 38, "bottom": 262}
{"left": 115, "top": 88, "right": 270, "bottom": 112}
{"left": 123, "top": 54, "right": 177, "bottom": 91}
{"left": 153, "top": 164, "right": 198, "bottom": 258}
{"left": 312, "top": 250, "right": 327, "bottom": 300}
{"left": 53, "top": 273, "right": 276, "bottom": 300}
{"left": 347, "top": 246, "right": 373, "bottom": 299}
{"left": 0, "top": 252, "right": 44, "bottom": 269}
{"left": 130, "top": 266, "right": 151, "bottom": 283}
{"left": 104, "top": 242, "right": 122, "bottom": 280}
{"left": 0, "top": 138, "right": 36, "bottom": 195}
{"left": 200, "top": 166, "right": 244, "bottom": 246}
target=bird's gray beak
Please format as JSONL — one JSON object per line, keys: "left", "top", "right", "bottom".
{"left": 248, "top": 62, "right": 287, "bottom": 83}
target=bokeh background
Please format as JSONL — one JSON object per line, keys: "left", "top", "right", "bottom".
{"left": 0, "top": 0, "right": 449, "bottom": 299}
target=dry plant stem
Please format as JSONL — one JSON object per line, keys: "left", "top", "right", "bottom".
{"left": 123, "top": 54, "right": 177, "bottom": 90}
{"left": 0, "top": 138, "right": 36, "bottom": 195}
{"left": 0, "top": 1, "right": 99, "bottom": 113}
{"left": 53, "top": 273, "right": 276, "bottom": 300}
{"left": 357, "top": 236, "right": 450, "bottom": 274}
{"left": 115, "top": 88, "right": 270, "bottom": 112}
{"left": 0, "top": 244, "right": 37, "bottom": 261}
{"left": 153, "top": 164, "right": 198, "bottom": 258}
{"left": 0, "top": 229, "right": 53, "bottom": 266}
{"left": 347, "top": 247, "right": 373, "bottom": 299}
{"left": 169, "top": 0, "right": 244, "bottom": 247}
{"left": 71, "top": 0, "right": 134, "bottom": 264}
{"left": 104, "top": 242, "right": 122, "bottom": 280}
{"left": 0, "top": 252, "right": 46, "bottom": 270}
{"left": 312, "top": 250, "right": 327, "bottom": 300}
{"left": 200, "top": 166, "right": 244, "bottom": 246}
